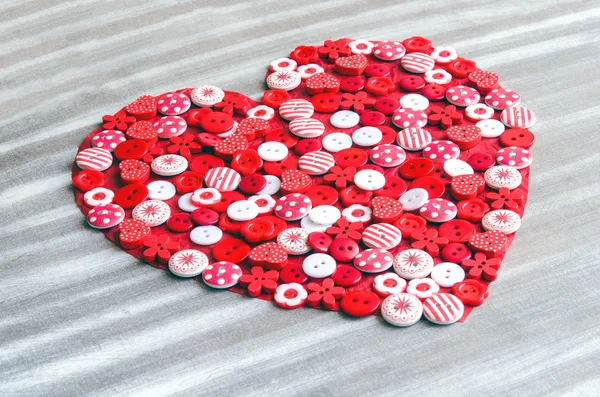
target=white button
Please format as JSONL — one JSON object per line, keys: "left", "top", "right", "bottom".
{"left": 400, "top": 94, "right": 429, "bottom": 110}
{"left": 476, "top": 119, "right": 505, "bottom": 138}
{"left": 300, "top": 216, "right": 331, "bottom": 233}
{"left": 168, "top": 249, "right": 209, "bottom": 278}
{"left": 342, "top": 204, "right": 371, "bottom": 223}
{"left": 146, "top": 181, "right": 176, "bottom": 201}
{"left": 248, "top": 194, "right": 276, "bottom": 214}
{"left": 443, "top": 159, "right": 473, "bottom": 177}
{"left": 302, "top": 253, "right": 336, "bottom": 278}
{"left": 430, "top": 262, "right": 465, "bottom": 287}
{"left": 329, "top": 110, "right": 360, "bottom": 129}
{"left": 381, "top": 293, "right": 423, "bottom": 327}
{"left": 322, "top": 132, "right": 353, "bottom": 152}
{"left": 482, "top": 209, "right": 521, "bottom": 234}
{"left": 277, "top": 228, "right": 311, "bottom": 254}
{"left": 83, "top": 187, "right": 114, "bottom": 207}
{"left": 393, "top": 249, "right": 434, "bottom": 279}
{"left": 217, "top": 121, "right": 237, "bottom": 138}
{"left": 226, "top": 200, "right": 260, "bottom": 221}
{"left": 352, "top": 126, "right": 382, "bottom": 147}
{"left": 373, "top": 273, "right": 407, "bottom": 296}
{"left": 190, "top": 226, "right": 223, "bottom": 245}
{"left": 308, "top": 205, "right": 341, "bottom": 225}
{"left": 354, "top": 169, "right": 385, "bottom": 191}
{"left": 178, "top": 192, "right": 200, "bottom": 212}
{"left": 399, "top": 188, "right": 428, "bottom": 211}
{"left": 257, "top": 141, "right": 289, "bottom": 162}
{"left": 257, "top": 175, "right": 281, "bottom": 195}
{"left": 423, "top": 293, "right": 464, "bottom": 325}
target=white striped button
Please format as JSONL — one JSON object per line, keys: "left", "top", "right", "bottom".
{"left": 151, "top": 154, "right": 188, "bottom": 176}
{"left": 322, "top": 132, "right": 353, "bottom": 152}
{"left": 76, "top": 148, "right": 113, "bottom": 171}
{"left": 500, "top": 106, "right": 536, "bottom": 128}
{"left": 298, "top": 151, "right": 335, "bottom": 175}
{"left": 400, "top": 52, "right": 435, "bottom": 73}
{"left": 362, "top": 223, "right": 402, "bottom": 249}
{"left": 279, "top": 99, "right": 314, "bottom": 120}
{"left": 396, "top": 127, "right": 432, "bottom": 151}
{"left": 393, "top": 249, "right": 434, "bottom": 279}
{"left": 430, "top": 262, "right": 465, "bottom": 287}
{"left": 289, "top": 118, "right": 325, "bottom": 138}
{"left": 204, "top": 167, "right": 241, "bottom": 192}
{"left": 329, "top": 110, "right": 360, "bottom": 129}
{"left": 381, "top": 293, "right": 423, "bottom": 327}
{"left": 423, "top": 293, "right": 464, "bottom": 325}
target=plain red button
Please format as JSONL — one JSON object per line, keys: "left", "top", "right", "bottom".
{"left": 365, "top": 77, "right": 394, "bottom": 96}
{"left": 499, "top": 128, "right": 535, "bottom": 148}
{"left": 376, "top": 126, "right": 397, "bottom": 145}
{"left": 365, "top": 63, "right": 390, "bottom": 77}
{"left": 211, "top": 191, "right": 245, "bottom": 213}
{"left": 308, "top": 232, "right": 333, "bottom": 253}
{"left": 374, "top": 176, "right": 407, "bottom": 198}
{"left": 452, "top": 279, "right": 489, "bottom": 306}
{"left": 294, "top": 138, "right": 322, "bottom": 155}
{"left": 399, "top": 158, "right": 435, "bottom": 179}
{"left": 167, "top": 213, "right": 194, "bottom": 232}
{"left": 196, "top": 132, "right": 222, "bottom": 147}
{"left": 402, "top": 36, "right": 432, "bottom": 53}
{"left": 305, "top": 185, "right": 338, "bottom": 206}
{"left": 261, "top": 89, "right": 290, "bottom": 109}
{"left": 187, "top": 108, "right": 212, "bottom": 127}
{"left": 279, "top": 263, "right": 309, "bottom": 284}
{"left": 231, "top": 149, "right": 264, "bottom": 175}
{"left": 113, "top": 183, "right": 148, "bottom": 208}
{"left": 429, "top": 163, "right": 452, "bottom": 185}
{"left": 340, "top": 290, "right": 381, "bottom": 317}
{"left": 190, "top": 154, "right": 224, "bottom": 175}
{"left": 329, "top": 237, "right": 359, "bottom": 262}
{"left": 398, "top": 75, "right": 426, "bottom": 91}
{"left": 331, "top": 265, "right": 362, "bottom": 287}
{"left": 467, "top": 153, "right": 495, "bottom": 172}
{"left": 359, "top": 110, "right": 386, "bottom": 126}
{"left": 114, "top": 139, "right": 148, "bottom": 160}
{"left": 373, "top": 97, "right": 400, "bottom": 115}
{"left": 263, "top": 156, "right": 298, "bottom": 177}
{"left": 393, "top": 213, "right": 427, "bottom": 236}
{"left": 410, "top": 176, "right": 445, "bottom": 198}
{"left": 438, "top": 219, "right": 475, "bottom": 243}
{"left": 200, "top": 112, "right": 234, "bottom": 133}
{"left": 310, "top": 93, "right": 341, "bottom": 113}
{"left": 173, "top": 171, "right": 204, "bottom": 194}
{"left": 422, "top": 84, "right": 447, "bottom": 101}
{"left": 191, "top": 207, "right": 220, "bottom": 225}
{"left": 339, "top": 185, "right": 373, "bottom": 207}
{"left": 212, "top": 238, "right": 250, "bottom": 263}
{"left": 340, "top": 76, "right": 365, "bottom": 93}
{"left": 456, "top": 199, "right": 490, "bottom": 222}
{"left": 239, "top": 174, "right": 267, "bottom": 194}
{"left": 448, "top": 57, "right": 477, "bottom": 78}
{"left": 334, "top": 148, "right": 368, "bottom": 168}
{"left": 265, "top": 128, "right": 299, "bottom": 149}
{"left": 441, "top": 242, "right": 472, "bottom": 263}
{"left": 72, "top": 170, "right": 104, "bottom": 192}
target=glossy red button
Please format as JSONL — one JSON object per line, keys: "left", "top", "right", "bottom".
{"left": 113, "top": 183, "right": 149, "bottom": 208}
{"left": 261, "top": 215, "right": 287, "bottom": 237}
{"left": 365, "top": 63, "right": 390, "bottom": 77}
{"left": 429, "top": 163, "right": 452, "bottom": 185}
{"left": 263, "top": 156, "right": 298, "bottom": 177}
{"left": 279, "top": 263, "right": 309, "bottom": 284}
{"left": 265, "top": 128, "right": 299, "bottom": 149}
{"left": 359, "top": 110, "right": 386, "bottom": 126}
{"left": 239, "top": 173, "right": 267, "bottom": 194}
{"left": 196, "top": 132, "right": 222, "bottom": 147}
{"left": 402, "top": 36, "right": 432, "bottom": 53}
{"left": 374, "top": 176, "right": 407, "bottom": 198}
{"left": 187, "top": 108, "right": 212, "bottom": 127}
{"left": 365, "top": 77, "right": 394, "bottom": 96}
{"left": 422, "top": 84, "right": 447, "bottom": 101}
{"left": 212, "top": 238, "right": 250, "bottom": 263}
{"left": 173, "top": 171, "right": 204, "bottom": 194}
{"left": 452, "top": 279, "right": 489, "bottom": 306}
{"left": 467, "top": 153, "right": 495, "bottom": 172}
{"left": 441, "top": 242, "right": 472, "bottom": 263}
{"left": 334, "top": 148, "right": 368, "bottom": 168}
{"left": 410, "top": 176, "right": 445, "bottom": 199}
{"left": 190, "top": 154, "right": 224, "bottom": 175}
{"left": 398, "top": 75, "right": 425, "bottom": 91}
{"left": 166, "top": 213, "right": 194, "bottom": 232}
{"left": 393, "top": 213, "right": 427, "bottom": 236}
{"left": 374, "top": 97, "right": 400, "bottom": 116}
{"left": 448, "top": 57, "right": 477, "bottom": 78}
{"left": 305, "top": 185, "right": 338, "bottom": 206}
{"left": 308, "top": 232, "right": 333, "bottom": 253}
{"left": 72, "top": 170, "right": 104, "bottom": 192}
{"left": 219, "top": 213, "right": 244, "bottom": 234}
{"left": 114, "top": 139, "right": 148, "bottom": 161}
{"left": 200, "top": 112, "right": 234, "bottom": 133}
{"left": 340, "top": 290, "right": 381, "bottom": 317}
{"left": 399, "top": 158, "right": 435, "bottom": 179}
{"left": 499, "top": 128, "right": 535, "bottom": 148}
{"left": 310, "top": 93, "right": 341, "bottom": 113}
{"left": 332, "top": 265, "right": 362, "bottom": 287}
{"left": 438, "top": 219, "right": 475, "bottom": 243}
{"left": 329, "top": 237, "right": 359, "bottom": 262}
{"left": 212, "top": 191, "right": 246, "bottom": 213}
{"left": 191, "top": 207, "right": 220, "bottom": 225}
{"left": 262, "top": 89, "right": 290, "bottom": 109}
{"left": 339, "top": 185, "right": 373, "bottom": 207}
{"left": 231, "top": 149, "right": 264, "bottom": 176}
{"left": 376, "top": 126, "right": 397, "bottom": 145}
{"left": 294, "top": 138, "right": 322, "bottom": 155}
{"left": 340, "top": 76, "right": 365, "bottom": 93}
{"left": 240, "top": 217, "right": 276, "bottom": 243}
{"left": 456, "top": 199, "right": 490, "bottom": 222}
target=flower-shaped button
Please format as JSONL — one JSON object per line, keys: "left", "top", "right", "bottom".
{"left": 240, "top": 266, "right": 279, "bottom": 297}
{"left": 326, "top": 218, "right": 363, "bottom": 241}
{"left": 102, "top": 110, "right": 136, "bottom": 131}
{"left": 372, "top": 273, "right": 407, "bottom": 297}
{"left": 484, "top": 187, "right": 523, "bottom": 211}
{"left": 141, "top": 234, "right": 180, "bottom": 264}
{"left": 427, "top": 105, "right": 463, "bottom": 129}
{"left": 410, "top": 229, "right": 449, "bottom": 257}
{"left": 461, "top": 252, "right": 501, "bottom": 281}
{"left": 306, "top": 278, "right": 346, "bottom": 309}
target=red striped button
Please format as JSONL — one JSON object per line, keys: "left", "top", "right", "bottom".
{"left": 362, "top": 223, "right": 402, "bottom": 249}
{"left": 204, "top": 167, "right": 241, "bottom": 192}
{"left": 289, "top": 118, "right": 325, "bottom": 138}
{"left": 423, "top": 293, "right": 464, "bottom": 325}
{"left": 400, "top": 52, "right": 435, "bottom": 73}
{"left": 76, "top": 148, "right": 113, "bottom": 171}
{"left": 396, "top": 127, "right": 432, "bottom": 151}
{"left": 279, "top": 99, "right": 315, "bottom": 120}
{"left": 500, "top": 106, "right": 536, "bottom": 128}
{"left": 298, "top": 151, "right": 335, "bottom": 175}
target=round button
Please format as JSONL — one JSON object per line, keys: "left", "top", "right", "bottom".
{"left": 396, "top": 127, "right": 432, "bottom": 151}
{"left": 302, "top": 253, "right": 336, "bottom": 278}
{"left": 400, "top": 94, "right": 429, "bottom": 110}
{"left": 399, "top": 158, "right": 435, "bottom": 179}
{"left": 132, "top": 200, "right": 170, "bottom": 227}
{"left": 352, "top": 127, "right": 382, "bottom": 147}
{"left": 394, "top": 213, "right": 428, "bottom": 237}
{"left": 441, "top": 243, "right": 472, "bottom": 263}
{"left": 304, "top": 185, "right": 338, "bottom": 206}
{"left": 438, "top": 219, "right": 475, "bottom": 243}
{"left": 151, "top": 154, "right": 188, "bottom": 176}
{"left": 468, "top": 153, "right": 495, "bottom": 172}
{"left": 308, "top": 205, "right": 341, "bottom": 225}
{"left": 423, "top": 293, "right": 464, "bottom": 325}
{"left": 257, "top": 175, "right": 281, "bottom": 195}
{"left": 329, "top": 110, "right": 360, "bottom": 129}
{"left": 362, "top": 224, "right": 402, "bottom": 250}
{"left": 334, "top": 148, "right": 368, "bottom": 168}
{"left": 167, "top": 213, "right": 194, "bottom": 232}
{"left": 310, "top": 93, "right": 341, "bottom": 113}
{"left": 353, "top": 169, "right": 385, "bottom": 191}
{"left": 393, "top": 248, "right": 434, "bottom": 279}
{"left": 146, "top": 180, "right": 176, "bottom": 200}
{"left": 307, "top": 232, "right": 332, "bottom": 253}
{"left": 114, "top": 139, "right": 148, "bottom": 161}
{"left": 353, "top": 249, "right": 393, "bottom": 273}
{"left": 226, "top": 200, "right": 260, "bottom": 221}
{"left": 329, "top": 237, "right": 359, "bottom": 262}
{"left": 419, "top": 198, "right": 457, "bottom": 223}
{"left": 482, "top": 209, "right": 522, "bottom": 234}
{"left": 190, "top": 225, "right": 223, "bottom": 245}
{"left": 430, "top": 262, "right": 465, "bottom": 287}
{"left": 410, "top": 176, "right": 445, "bottom": 199}
{"left": 212, "top": 239, "right": 250, "bottom": 263}
{"left": 359, "top": 110, "right": 386, "bottom": 126}
{"left": 499, "top": 128, "right": 535, "bottom": 149}
{"left": 331, "top": 265, "right": 362, "bottom": 287}
{"left": 257, "top": 141, "right": 288, "bottom": 162}
{"left": 452, "top": 279, "right": 490, "bottom": 306}
{"left": 191, "top": 208, "right": 219, "bottom": 226}
{"left": 294, "top": 139, "right": 322, "bottom": 155}
{"left": 340, "top": 290, "right": 381, "bottom": 317}
{"left": 202, "top": 261, "right": 242, "bottom": 289}
{"left": 114, "top": 183, "right": 149, "bottom": 209}
{"left": 381, "top": 293, "right": 423, "bottom": 327}
{"left": 399, "top": 188, "right": 428, "bottom": 211}
{"left": 168, "top": 249, "right": 208, "bottom": 278}
{"left": 322, "top": 132, "right": 353, "bottom": 152}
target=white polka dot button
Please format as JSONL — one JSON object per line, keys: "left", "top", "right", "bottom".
{"left": 342, "top": 204, "right": 371, "bottom": 223}
{"left": 146, "top": 180, "right": 176, "bottom": 201}
{"left": 322, "top": 132, "right": 353, "bottom": 152}
{"left": 443, "top": 159, "right": 473, "bottom": 177}
{"left": 257, "top": 141, "right": 289, "bottom": 162}
{"left": 352, "top": 127, "right": 382, "bottom": 147}
{"left": 496, "top": 146, "right": 532, "bottom": 169}
{"left": 369, "top": 144, "right": 406, "bottom": 167}
{"left": 257, "top": 175, "right": 281, "bottom": 195}
{"left": 190, "top": 226, "right": 223, "bottom": 246}
{"left": 83, "top": 187, "right": 114, "bottom": 207}
{"left": 430, "top": 262, "right": 465, "bottom": 288}
{"left": 300, "top": 215, "right": 331, "bottom": 233}
{"left": 301, "top": 253, "right": 336, "bottom": 278}
{"left": 476, "top": 119, "right": 505, "bottom": 138}
{"left": 177, "top": 193, "right": 200, "bottom": 212}
{"left": 329, "top": 110, "right": 360, "bottom": 129}
{"left": 308, "top": 205, "right": 341, "bottom": 225}
{"left": 399, "top": 188, "right": 428, "bottom": 211}
{"left": 202, "top": 261, "right": 242, "bottom": 289}
{"left": 400, "top": 94, "right": 429, "bottom": 111}
{"left": 226, "top": 200, "right": 260, "bottom": 221}
{"left": 381, "top": 293, "right": 423, "bottom": 327}
{"left": 354, "top": 169, "right": 386, "bottom": 191}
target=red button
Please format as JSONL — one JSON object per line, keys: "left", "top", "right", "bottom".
{"left": 261, "top": 89, "right": 290, "bottom": 109}
{"left": 339, "top": 185, "right": 373, "bottom": 207}
{"left": 196, "top": 132, "right": 222, "bottom": 147}
{"left": 393, "top": 213, "right": 427, "bottom": 236}
{"left": 329, "top": 237, "right": 359, "bottom": 262}
{"left": 438, "top": 220, "right": 475, "bottom": 243}
{"left": 374, "top": 97, "right": 400, "bottom": 116}
{"left": 240, "top": 218, "right": 276, "bottom": 243}
{"left": 263, "top": 156, "right": 298, "bottom": 177}
{"left": 166, "top": 213, "right": 194, "bottom": 232}
{"left": 114, "top": 139, "right": 148, "bottom": 160}
{"left": 448, "top": 57, "right": 477, "bottom": 78}
{"left": 191, "top": 207, "right": 220, "bottom": 225}
{"left": 72, "top": 170, "right": 104, "bottom": 192}
{"left": 359, "top": 110, "right": 386, "bottom": 126}
{"left": 279, "top": 263, "right": 309, "bottom": 284}
{"left": 113, "top": 183, "right": 149, "bottom": 209}
{"left": 410, "top": 176, "right": 445, "bottom": 198}
{"left": 340, "top": 290, "right": 381, "bottom": 317}
{"left": 310, "top": 93, "right": 341, "bottom": 113}
{"left": 399, "top": 158, "right": 435, "bottom": 179}
{"left": 190, "top": 154, "right": 224, "bottom": 175}
{"left": 265, "top": 128, "right": 299, "bottom": 149}
{"left": 398, "top": 75, "right": 426, "bottom": 91}
{"left": 340, "top": 76, "right": 365, "bottom": 93}
{"left": 429, "top": 163, "right": 452, "bottom": 185}
{"left": 402, "top": 36, "right": 432, "bottom": 53}
{"left": 422, "top": 84, "right": 447, "bottom": 101}
{"left": 260, "top": 215, "right": 287, "bottom": 237}
{"left": 456, "top": 199, "right": 490, "bottom": 222}
{"left": 365, "top": 77, "right": 394, "bottom": 96}
{"left": 374, "top": 176, "right": 407, "bottom": 198}
{"left": 365, "top": 63, "right": 390, "bottom": 77}
{"left": 376, "top": 126, "right": 397, "bottom": 145}
{"left": 308, "top": 232, "right": 333, "bottom": 253}
{"left": 441, "top": 242, "right": 472, "bottom": 263}
{"left": 239, "top": 174, "right": 267, "bottom": 194}
{"left": 200, "top": 112, "right": 234, "bottom": 133}
{"left": 331, "top": 265, "right": 362, "bottom": 287}
{"left": 212, "top": 238, "right": 250, "bottom": 263}
{"left": 294, "top": 138, "right": 322, "bottom": 155}
{"left": 212, "top": 191, "right": 246, "bottom": 213}
{"left": 467, "top": 153, "right": 495, "bottom": 172}
{"left": 499, "top": 128, "right": 535, "bottom": 148}
{"left": 452, "top": 279, "right": 489, "bottom": 306}
{"left": 218, "top": 213, "right": 244, "bottom": 234}
{"left": 334, "top": 148, "right": 368, "bottom": 168}
{"left": 305, "top": 185, "right": 338, "bottom": 206}
{"left": 187, "top": 108, "right": 212, "bottom": 127}
{"left": 173, "top": 171, "right": 204, "bottom": 194}
{"left": 231, "top": 149, "right": 264, "bottom": 176}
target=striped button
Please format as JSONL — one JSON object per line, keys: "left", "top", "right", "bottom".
{"left": 400, "top": 52, "right": 435, "bottom": 73}
{"left": 423, "top": 293, "right": 464, "bottom": 325}
{"left": 298, "top": 151, "right": 334, "bottom": 175}
{"left": 76, "top": 148, "right": 113, "bottom": 171}
{"left": 396, "top": 127, "right": 432, "bottom": 151}
{"left": 362, "top": 223, "right": 402, "bottom": 249}
{"left": 204, "top": 167, "right": 241, "bottom": 192}
{"left": 279, "top": 99, "right": 314, "bottom": 120}
{"left": 289, "top": 118, "right": 325, "bottom": 138}
{"left": 500, "top": 106, "right": 536, "bottom": 128}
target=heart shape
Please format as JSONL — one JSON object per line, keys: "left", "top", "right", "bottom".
{"left": 72, "top": 36, "right": 535, "bottom": 327}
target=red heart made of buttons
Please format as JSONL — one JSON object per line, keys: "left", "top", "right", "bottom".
{"left": 73, "top": 37, "right": 535, "bottom": 328}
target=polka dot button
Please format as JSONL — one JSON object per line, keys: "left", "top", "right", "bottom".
{"left": 330, "top": 110, "right": 360, "bottom": 128}
{"left": 146, "top": 181, "right": 176, "bottom": 201}
{"left": 354, "top": 169, "right": 386, "bottom": 191}
{"left": 190, "top": 225, "right": 223, "bottom": 245}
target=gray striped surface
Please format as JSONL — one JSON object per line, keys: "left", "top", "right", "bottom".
{"left": 2, "top": 0, "right": 600, "bottom": 395}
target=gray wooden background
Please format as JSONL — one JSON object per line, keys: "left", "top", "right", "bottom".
{"left": 2, "top": 0, "right": 600, "bottom": 395}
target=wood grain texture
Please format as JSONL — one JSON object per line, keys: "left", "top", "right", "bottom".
{"left": 1, "top": 0, "right": 600, "bottom": 395}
